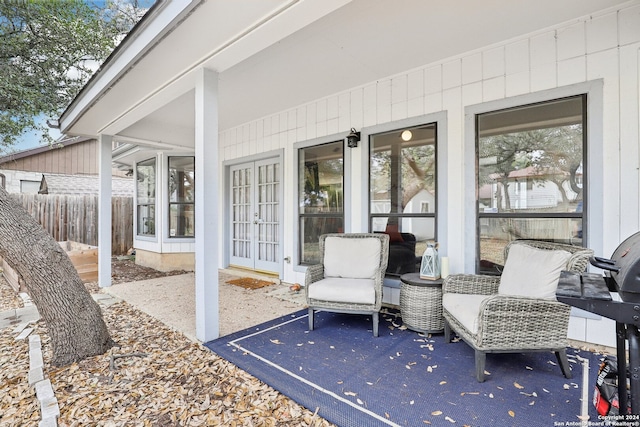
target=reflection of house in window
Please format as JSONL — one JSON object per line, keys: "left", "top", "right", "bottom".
{"left": 476, "top": 95, "right": 586, "bottom": 273}
{"left": 369, "top": 123, "right": 437, "bottom": 277}
{"left": 369, "top": 123, "right": 437, "bottom": 242}
{"left": 479, "top": 166, "right": 577, "bottom": 211}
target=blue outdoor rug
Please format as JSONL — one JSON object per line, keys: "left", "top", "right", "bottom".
{"left": 205, "top": 308, "right": 604, "bottom": 427}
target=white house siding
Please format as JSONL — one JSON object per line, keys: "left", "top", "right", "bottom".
{"left": 0, "top": 170, "right": 43, "bottom": 194}
{"left": 218, "top": 3, "right": 640, "bottom": 347}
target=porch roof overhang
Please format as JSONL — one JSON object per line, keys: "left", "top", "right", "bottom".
{"left": 59, "top": 0, "right": 627, "bottom": 166}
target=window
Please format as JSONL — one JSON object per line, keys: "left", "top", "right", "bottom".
{"left": 0, "top": 174, "right": 5, "bottom": 189}
{"left": 136, "top": 158, "right": 156, "bottom": 237}
{"left": 298, "top": 141, "right": 344, "bottom": 264}
{"left": 168, "top": 157, "right": 195, "bottom": 238}
{"left": 20, "top": 180, "right": 40, "bottom": 194}
{"left": 476, "top": 95, "right": 585, "bottom": 274}
{"left": 369, "top": 124, "right": 437, "bottom": 275}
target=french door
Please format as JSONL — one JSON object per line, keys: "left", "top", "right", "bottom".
{"left": 229, "top": 158, "right": 281, "bottom": 274}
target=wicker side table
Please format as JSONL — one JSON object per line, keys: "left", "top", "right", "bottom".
{"left": 399, "top": 273, "right": 444, "bottom": 333}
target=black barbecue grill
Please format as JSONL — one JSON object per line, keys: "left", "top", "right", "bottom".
{"left": 556, "top": 231, "right": 640, "bottom": 415}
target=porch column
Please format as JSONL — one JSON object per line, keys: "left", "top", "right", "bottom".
{"left": 194, "top": 67, "right": 220, "bottom": 341}
{"left": 98, "top": 134, "right": 113, "bottom": 287}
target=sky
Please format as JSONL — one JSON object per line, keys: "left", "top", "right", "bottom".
{"left": 10, "top": 115, "right": 63, "bottom": 153}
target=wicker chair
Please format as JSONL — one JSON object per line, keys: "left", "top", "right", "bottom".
{"left": 442, "top": 240, "right": 594, "bottom": 382}
{"left": 305, "top": 233, "right": 390, "bottom": 337}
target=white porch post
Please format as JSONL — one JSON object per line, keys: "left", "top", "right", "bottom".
{"left": 194, "top": 67, "right": 219, "bottom": 341}
{"left": 98, "top": 134, "right": 113, "bottom": 287}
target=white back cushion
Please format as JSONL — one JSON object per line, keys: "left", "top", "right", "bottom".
{"left": 323, "top": 236, "right": 381, "bottom": 279}
{"left": 498, "top": 244, "right": 571, "bottom": 300}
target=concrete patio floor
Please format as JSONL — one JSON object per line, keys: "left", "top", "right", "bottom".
{"left": 101, "top": 269, "right": 306, "bottom": 342}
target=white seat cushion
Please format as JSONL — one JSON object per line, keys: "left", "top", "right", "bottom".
{"left": 323, "top": 236, "right": 381, "bottom": 279}
{"left": 308, "top": 277, "right": 376, "bottom": 305}
{"left": 442, "top": 293, "right": 490, "bottom": 335}
{"left": 498, "top": 244, "right": 571, "bottom": 300}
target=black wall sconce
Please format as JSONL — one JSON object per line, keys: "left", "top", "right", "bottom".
{"left": 346, "top": 127, "right": 361, "bottom": 148}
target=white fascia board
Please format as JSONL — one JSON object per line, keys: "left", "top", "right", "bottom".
{"left": 59, "top": 0, "right": 197, "bottom": 134}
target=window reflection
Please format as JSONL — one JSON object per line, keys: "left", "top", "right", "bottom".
{"left": 136, "top": 158, "right": 156, "bottom": 236}
{"left": 369, "top": 123, "right": 437, "bottom": 276}
{"left": 169, "top": 157, "right": 195, "bottom": 238}
{"left": 298, "top": 141, "right": 344, "bottom": 264}
{"left": 476, "top": 96, "right": 585, "bottom": 273}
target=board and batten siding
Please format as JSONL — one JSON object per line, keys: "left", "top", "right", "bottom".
{"left": 217, "top": 3, "right": 640, "bottom": 348}
{"left": 1, "top": 140, "right": 98, "bottom": 175}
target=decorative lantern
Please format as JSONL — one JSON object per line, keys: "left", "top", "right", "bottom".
{"left": 420, "top": 243, "right": 441, "bottom": 280}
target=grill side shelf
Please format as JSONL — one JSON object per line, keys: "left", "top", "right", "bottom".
{"left": 556, "top": 271, "right": 640, "bottom": 327}
{"left": 556, "top": 271, "right": 611, "bottom": 300}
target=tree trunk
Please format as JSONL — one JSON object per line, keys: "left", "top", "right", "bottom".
{"left": 0, "top": 187, "right": 113, "bottom": 366}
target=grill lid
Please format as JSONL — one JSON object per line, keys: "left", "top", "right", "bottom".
{"left": 590, "top": 231, "right": 640, "bottom": 302}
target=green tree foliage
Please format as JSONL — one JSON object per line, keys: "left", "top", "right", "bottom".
{"left": 0, "top": 0, "right": 148, "bottom": 365}
{"left": 478, "top": 126, "right": 583, "bottom": 210}
{"left": 0, "top": 0, "right": 142, "bottom": 151}
{"left": 371, "top": 144, "right": 436, "bottom": 209}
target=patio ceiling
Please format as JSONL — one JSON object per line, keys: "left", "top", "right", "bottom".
{"left": 59, "top": 0, "right": 626, "bottom": 159}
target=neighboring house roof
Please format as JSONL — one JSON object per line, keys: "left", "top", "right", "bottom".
{"left": 39, "top": 173, "right": 134, "bottom": 197}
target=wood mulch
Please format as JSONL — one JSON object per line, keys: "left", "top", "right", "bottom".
{"left": 0, "top": 262, "right": 333, "bottom": 427}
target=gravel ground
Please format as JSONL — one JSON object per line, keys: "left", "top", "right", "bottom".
{"left": 0, "top": 262, "right": 333, "bottom": 427}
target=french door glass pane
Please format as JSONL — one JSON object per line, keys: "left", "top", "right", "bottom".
{"left": 257, "top": 162, "right": 280, "bottom": 263}
{"left": 232, "top": 167, "right": 252, "bottom": 259}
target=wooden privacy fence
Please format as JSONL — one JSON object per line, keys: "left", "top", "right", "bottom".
{"left": 11, "top": 194, "right": 133, "bottom": 255}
